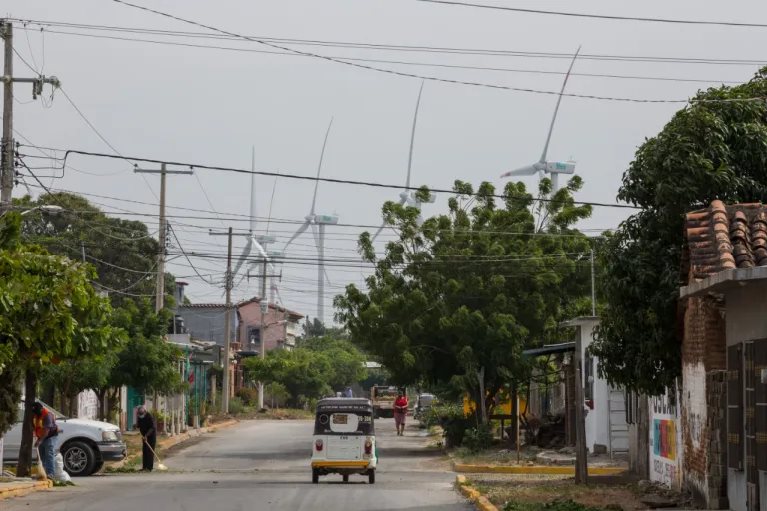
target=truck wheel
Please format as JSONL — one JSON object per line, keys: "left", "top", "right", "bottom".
{"left": 62, "top": 441, "right": 96, "bottom": 477}
{"left": 312, "top": 469, "right": 319, "bottom": 484}
{"left": 368, "top": 470, "right": 375, "bottom": 485}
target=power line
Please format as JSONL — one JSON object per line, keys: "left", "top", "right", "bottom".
{"left": 12, "top": 18, "right": 767, "bottom": 67}
{"left": 167, "top": 223, "right": 216, "bottom": 285}
{"left": 416, "top": 0, "right": 767, "bottom": 29}
{"left": 109, "top": 0, "right": 759, "bottom": 104}
{"left": 53, "top": 148, "right": 640, "bottom": 210}
{"left": 11, "top": 26, "right": 743, "bottom": 84}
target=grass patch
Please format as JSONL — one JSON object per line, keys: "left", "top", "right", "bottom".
{"left": 452, "top": 446, "right": 531, "bottom": 466}
{"left": 470, "top": 477, "right": 644, "bottom": 511}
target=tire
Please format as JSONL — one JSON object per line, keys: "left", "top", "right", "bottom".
{"left": 368, "top": 470, "right": 375, "bottom": 485}
{"left": 312, "top": 469, "right": 319, "bottom": 484}
{"left": 343, "top": 474, "right": 349, "bottom": 483}
{"left": 62, "top": 440, "right": 96, "bottom": 477}
{"left": 92, "top": 461, "right": 104, "bottom": 474}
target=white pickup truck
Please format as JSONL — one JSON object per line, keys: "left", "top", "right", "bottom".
{"left": 2, "top": 400, "right": 127, "bottom": 476}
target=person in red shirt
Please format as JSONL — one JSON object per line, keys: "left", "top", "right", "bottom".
{"left": 393, "top": 390, "right": 408, "bottom": 437}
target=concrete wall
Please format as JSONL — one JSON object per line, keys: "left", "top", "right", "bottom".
{"left": 649, "top": 388, "right": 683, "bottom": 490}
{"left": 723, "top": 282, "right": 767, "bottom": 511}
{"left": 573, "top": 318, "right": 627, "bottom": 454}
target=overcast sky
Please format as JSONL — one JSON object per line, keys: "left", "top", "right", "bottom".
{"left": 5, "top": 0, "right": 766, "bottom": 324}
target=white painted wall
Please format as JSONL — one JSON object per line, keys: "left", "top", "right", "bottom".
{"left": 572, "top": 318, "right": 628, "bottom": 454}
{"left": 77, "top": 390, "right": 99, "bottom": 420}
{"left": 649, "top": 387, "right": 683, "bottom": 490}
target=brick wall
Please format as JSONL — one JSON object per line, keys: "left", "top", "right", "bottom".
{"left": 681, "top": 295, "right": 727, "bottom": 508}
{"left": 706, "top": 370, "right": 729, "bottom": 510}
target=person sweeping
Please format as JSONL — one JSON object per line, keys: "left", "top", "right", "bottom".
{"left": 136, "top": 406, "right": 157, "bottom": 472}
{"left": 31, "top": 402, "right": 58, "bottom": 478}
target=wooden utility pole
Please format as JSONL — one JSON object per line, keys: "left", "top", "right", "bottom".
{"left": 134, "top": 164, "right": 192, "bottom": 312}
{"left": 222, "top": 227, "right": 233, "bottom": 414}
{"left": 1, "top": 21, "right": 13, "bottom": 211}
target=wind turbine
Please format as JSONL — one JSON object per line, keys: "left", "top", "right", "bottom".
{"left": 283, "top": 118, "right": 338, "bottom": 323}
{"left": 372, "top": 81, "right": 434, "bottom": 242}
{"left": 500, "top": 47, "right": 581, "bottom": 193}
{"left": 231, "top": 148, "right": 274, "bottom": 298}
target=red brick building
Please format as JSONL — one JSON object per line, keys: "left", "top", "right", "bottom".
{"left": 681, "top": 200, "right": 767, "bottom": 511}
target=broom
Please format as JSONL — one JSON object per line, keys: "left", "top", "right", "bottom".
{"left": 35, "top": 447, "right": 48, "bottom": 481}
{"left": 142, "top": 438, "right": 168, "bottom": 471}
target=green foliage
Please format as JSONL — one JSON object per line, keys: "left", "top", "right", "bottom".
{"left": 462, "top": 424, "right": 494, "bottom": 452}
{"left": 0, "top": 211, "right": 115, "bottom": 436}
{"left": 236, "top": 387, "right": 259, "bottom": 406}
{"left": 504, "top": 501, "right": 606, "bottom": 511}
{"left": 244, "top": 336, "right": 367, "bottom": 406}
{"left": 40, "top": 351, "right": 118, "bottom": 415}
{"left": 335, "top": 178, "right": 593, "bottom": 417}
{"left": 592, "top": 69, "right": 767, "bottom": 393}
{"left": 425, "top": 403, "right": 472, "bottom": 447}
{"left": 228, "top": 396, "right": 245, "bottom": 415}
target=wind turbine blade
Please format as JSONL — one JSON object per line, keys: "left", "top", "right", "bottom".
{"left": 405, "top": 81, "right": 425, "bottom": 190}
{"left": 283, "top": 221, "right": 310, "bottom": 253}
{"left": 324, "top": 268, "right": 331, "bottom": 285}
{"left": 311, "top": 117, "right": 334, "bottom": 216}
{"left": 231, "top": 237, "right": 253, "bottom": 277}
{"left": 501, "top": 164, "right": 538, "bottom": 178}
{"left": 371, "top": 222, "right": 387, "bottom": 243}
{"left": 310, "top": 222, "right": 320, "bottom": 248}
{"left": 539, "top": 45, "right": 581, "bottom": 164}
{"left": 249, "top": 146, "right": 257, "bottom": 232}
{"left": 252, "top": 237, "right": 268, "bottom": 260}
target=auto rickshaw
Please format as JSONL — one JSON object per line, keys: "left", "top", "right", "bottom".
{"left": 311, "top": 398, "right": 377, "bottom": 484}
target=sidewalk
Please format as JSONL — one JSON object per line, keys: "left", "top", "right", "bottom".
{"left": 0, "top": 479, "right": 53, "bottom": 501}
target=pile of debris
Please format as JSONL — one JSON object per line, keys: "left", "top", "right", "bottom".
{"left": 636, "top": 480, "right": 691, "bottom": 509}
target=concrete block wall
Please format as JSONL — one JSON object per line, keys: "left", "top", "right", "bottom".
{"left": 706, "top": 370, "right": 729, "bottom": 510}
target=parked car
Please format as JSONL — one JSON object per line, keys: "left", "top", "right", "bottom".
{"left": 2, "top": 400, "right": 126, "bottom": 476}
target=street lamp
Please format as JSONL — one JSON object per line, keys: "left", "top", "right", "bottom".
{"left": 20, "top": 205, "right": 63, "bottom": 216}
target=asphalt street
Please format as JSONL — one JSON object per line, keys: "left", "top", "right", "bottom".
{"left": 3, "top": 418, "right": 473, "bottom": 511}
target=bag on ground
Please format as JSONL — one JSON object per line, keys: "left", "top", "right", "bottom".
{"left": 54, "top": 453, "right": 71, "bottom": 482}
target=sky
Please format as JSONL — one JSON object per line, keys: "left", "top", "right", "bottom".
{"left": 4, "top": 0, "right": 767, "bottom": 325}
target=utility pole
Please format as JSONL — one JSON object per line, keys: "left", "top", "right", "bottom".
{"left": 590, "top": 248, "right": 596, "bottom": 316}
{"left": 1, "top": 20, "right": 60, "bottom": 212}
{"left": 258, "top": 256, "right": 268, "bottom": 410}
{"left": 223, "top": 228, "right": 233, "bottom": 414}
{"left": 134, "top": 164, "right": 192, "bottom": 312}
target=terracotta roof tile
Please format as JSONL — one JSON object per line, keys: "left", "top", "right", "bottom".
{"left": 685, "top": 201, "right": 767, "bottom": 280}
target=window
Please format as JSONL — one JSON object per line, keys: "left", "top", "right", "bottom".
{"left": 248, "top": 327, "right": 261, "bottom": 346}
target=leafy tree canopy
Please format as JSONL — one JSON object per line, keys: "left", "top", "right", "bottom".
{"left": 335, "top": 178, "right": 593, "bottom": 419}
{"left": 591, "top": 68, "right": 767, "bottom": 394}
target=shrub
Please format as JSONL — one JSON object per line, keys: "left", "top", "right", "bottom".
{"left": 425, "top": 403, "right": 472, "bottom": 448}
{"left": 236, "top": 387, "right": 259, "bottom": 406}
{"left": 462, "top": 424, "right": 493, "bottom": 452}
{"left": 228, "top": 396, "right": 245, "bottom": 415}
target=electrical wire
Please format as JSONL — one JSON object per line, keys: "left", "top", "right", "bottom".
{"left": 12, "top": 26, "right": 744, "bottom": 84}
{"left": 109, "top": 0, "right": 761, "bottom": 104}
{"left": 54, "top": 148, "right": 640, "bottom": 210}
{"left": 167, "top": 223, "right": 217, "bottom": 285}
{"left": 12, "top": 18, "right": 767, "bottom": 67}
{"left": 416, "top": 0, "right": 767, "bottom": 28}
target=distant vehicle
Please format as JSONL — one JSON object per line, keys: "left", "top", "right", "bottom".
{"left": 370, "top": 385, "right": 400, "bottom": 418}
{"left": 311, "top": 398, "right": 377, "bottom": 484}
{"left": 2, "top": 400, "right": 126, "bottom": 476}
{"left": 414, "top": 393, "right": 435, "bottom": 422}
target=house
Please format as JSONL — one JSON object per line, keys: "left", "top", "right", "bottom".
{"left": 679, "top": 200, "right": 767, "bottom": 511}
{"left": 236, "top": 297, "right": 303, "bottom": 354}
{"left": 175, "top": 282, "right": 237, "bottom": 348}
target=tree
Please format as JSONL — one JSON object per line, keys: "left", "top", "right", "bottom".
{"left": 40, "top": 351, "right": 117, "bottom": 417}
{"left": 300, "top": 336, "right": 367, "bottom": 390}
{"left": 335, "top": 179, "right": 593, "bottom": 422}
{"left": 590, "top": 69, "right": 767, "bottom": 394}
{"left": 242, "top": 349, "right": 333, "bottom": 407}
{"left": 0, "top": 212, "right": 115, "bottom": 475}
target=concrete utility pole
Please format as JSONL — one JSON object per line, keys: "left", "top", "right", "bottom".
{"left": 223, "top": 228, "right": 233, "bottom": 414}
{"left": 1, "top": 20, "right": 60, "bottom": 212}
{"left": 590, "top": 248, "right": 596, "bottom": 316}
{"left": 134, "top": 164, "right": 192, "bottom": 312}
{"left": 258, "top": 257, "right": 268, "bottom": 410}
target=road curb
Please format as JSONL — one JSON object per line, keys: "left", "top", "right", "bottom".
{"left": 455, "top": 475, "right": 499, "bottom": 511}
{"left": 0, "top": 479, "right": 53, "bottom": 501}
{"left": 453, "top": 462, "right": 626, "bottom": 476}
{"left": 112, "top": 419, "right": 240, "bottom": 469}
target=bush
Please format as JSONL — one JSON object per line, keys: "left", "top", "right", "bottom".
{"left": 424, "top": 403, "right": 472, "bottom": 448}
{"left": 462, "top": 424, "right": 493, "bottom": 452}
{"left": 265, "top": 382, "right": 290, "bottom": 408}
{"left": 228, "top": 396, "right": 245, "bottom": 415}
{"left": 236, "top": 387, "right": 259, "bottom": 406}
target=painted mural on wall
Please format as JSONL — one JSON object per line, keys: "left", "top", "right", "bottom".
{"left": 649, "top": 387, "right": 682, "bottom": 489}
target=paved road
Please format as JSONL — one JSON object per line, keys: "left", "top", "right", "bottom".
{"left": 4, "top": 418, "right": 472, "bottom": 511}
